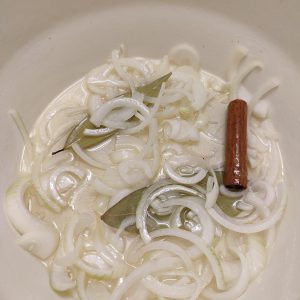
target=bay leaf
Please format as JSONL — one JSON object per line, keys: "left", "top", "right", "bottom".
{"left": 52, "top": 117, "right": 117, "bottom": 154}
{"left": 65, "top": 116, "right": 94, "bottom": 148}
{"left": 102, "top": 171, "right": 241, "bottom": 232}
{"left": 101, "top": 188, "right": 144, "bottom": 233}
{"left": 52, "top": 73, "right": 172, "bottom": 155}
{"left": 135, "top": 72, "right": 172, "bottom": 97}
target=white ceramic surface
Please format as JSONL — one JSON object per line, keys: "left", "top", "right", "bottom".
{"left": 1, "top": 0, "right": 300, "bottom": 299}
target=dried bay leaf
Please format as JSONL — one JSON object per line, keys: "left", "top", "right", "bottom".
{"left": 52, "top": 73, "right": 172, "bottom": 155}
{"left": 101, "top": 171, "right": 242, "bottom": 232}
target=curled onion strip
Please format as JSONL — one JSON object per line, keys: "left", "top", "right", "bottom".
{"left": 219, "top": 185, "right": 246, "bottom": 198}
{"left": 84, "top": 126, "right": 115, "bottom": 137}
{"left": 162, "top": 196, "right": 215, "bottom": 245}
{"left": 133, "top": 240, "right": 194, "bottom": 271}
{"left": 72, "top": 143, "right": 109, "bottom": 169}
{"left": 227, "top": 45, "right": 249, "bottom": 81}
{"left": 230, "top": 60, "right": 263, "bottom": 99}
{"left": 203, "top": 251, "right": 249, "bottom": 300}
{"left": 249, "top": 78, "right": 280, "bottom": 111}
{"left": 108, "top": 188, "right": 133, "bottom": 208}
{"left": 149, "top": 228, "right": 225, "bottom": 290}
{"left": 208, "top": 182, "right": 286, "bottom": 233}
{"left": 111, "top": 47, "right": 135, "bottom": 91}
{"left": 32, "top": 154, "right": 61, "bottom": 212}
{"left": 122, "top": 82, "right": 164, "bottom": 135}
{"left": 49, "top": 165, "right": 85, "bottom": 207}
{"left": 142, "top": 274, "right": 197, "bottom": 299}
{"left": 9, "top": 110, "right": 34, "bottom": 167}
{"left": 5, "top": 177, "right": 59, "bottom": 259}
{"left": 110, "top": 257, "right": 181, "bottom": 300}
{"left": 164, "top": 161, "right": 207, "bottom": 185}
{"left": 76, "top": 271, "right": 89, "bottom": 300}
{"left": 205, "top": 169, "right": 220, "bottom": 209}
{"left": 118, "top": 159, "right": 153, "bottom": 185}
{"left": 92, "top": 177, "right": 116, "bottom": 196}
{"left": 115, "top": 216, "right": 136, "bottom": 239}
{"left": 90, "top": 97, "right": 149, "bottom": 127}
{"left": 50, "top": 262, "right": 76, "bottom": 292}
{"left": 136, "top": 184, "right": 205, "bottom": 243}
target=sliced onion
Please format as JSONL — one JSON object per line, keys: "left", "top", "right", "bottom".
{"left": 246, "top": 235, "right": 266, "bottom": 280}
{"left": 164, "top": 161, "right": 207, "bottom": 185}
{"left": 136, "top": 183, "right": 205, "bottom": 243}
{"left": 90, "top": 98, "right": 149, "bottom": 127}
{"left": 72, "top": 143, "right": 109, "bottom": 169}
{"left": 169, "top": 43, "right": 200, "bottom": 69}
{"left": 230, "top": 60, "right": 263, "bottom": 99}
{"left": 9, "top": 109, "right": 34, "bottom": 167}
{"left": 249, "top": 78, "right": 280, "bottom": 111}
{"left": 207, "top": 182, "right": 286, "bottom": 233}
{"left": 76, "top": 271, "right": 89, "bottom": 300}
{"left": 5, "top": 177, "right": 59, "bottom": 259}
{"left": 219, "top": 185, "right": 246, "bottom": 198}
{"left": 149, "top": 228, "right": 225, "bottom": 290}
{"left": 118, "top": 159, "right": 153, "bottom": 185}
{"left": 203, "top": 251, "right": 249, "bottom": 300}
{"left": 163, "top": 119, "right": 199, "bottom": 142}
{"left": 142, "top": 274, "right": 196, "bottom": 299}
{"left": 205, "top": 168, "right": 219, "bottom": 209}
{"left": 32, "top": 154, "right": 61, "bottom": 212}
{"left": 49, "top": 165, "right": 85, "bottom": 207}
{"left": 227, "top": 45, "right": 249, "bottom": 81}
{"left": 162, "top": 196, "right": 215, "bottom": 245}
{"left": 50, "top": 262, "right": 76, "bottom": 292}
{"left": 110, "top": 257, "right": 181, "bottom": 300}
{"left": 133, "top": 240, "right": 194, "bottom": 271}
{"left": 92, "top": 177, "right": 116, "bottom": 196}
{"left": 84, "top": 127, "right": 115, "bottom": 137}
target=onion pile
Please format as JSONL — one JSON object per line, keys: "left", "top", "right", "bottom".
{"left": 6, "top": 44, "right": 285, "bottom": 300}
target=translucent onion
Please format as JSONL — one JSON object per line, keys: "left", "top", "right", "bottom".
{"left": 164, "top": 161, "right": 207, "bottom": 185}
{"left": 207, "top": 182, "right": 286, "bottom": 233}
{"left": 149, "top": 228, "right": 225, "bottom": 290}
{"left": 5, "top": 177, "right": 59, "bottom": 259}
{"left": 246, "top": 235, "right": 266, "bottom": 280}
{"left": 118, "top": 159, "right": 153, "bottom": 185}
{"left": 110, "top": 257, "right": 181, "bottom": 300}
{"left": 133, "top": 240, "right": 194, "bottom": 271}
{"left": 90, "top": 98, "right": 149, "bottom": 127}
{"left": 72, "top": 143, "right": 109, "bottom": 169}
{"left": 203, "top": 251, "right": 249, "bottom": 300}
{"left": 32, "top": 154, "right": 61, "bottom": 212}
{"left": 84, "top": 126, "right": 115, "bottom": 137}
{"left": 76, "top": 271, "right": 89, "bottom": 300}
{"left": 50, "top": 262, "right": 76, "bottom": 292}
{"left": 136, "top": 183, "right": 205, "bottom": 243}
{"left": 49, "top": 165, "right": 85, "bottom": 207}
{"left": 9, "top": 109, "right": 34, "bottom": 167}
{"left": 230, "top": 60, "right": 263, "bottom": 100}
{"left": 249, "top": 78, "right": 280, "bottom": 111}
{"left": 142, "top": 274, "right": 197, "bottom": 299}
{"left": 227, "top": 45, "right": 249, "bottom": 81}
{"left": 205, "top": 169, "right": 220, "bottom": 209}
{"left": 92, "top": 177, "right": 116, "bottom": 196}
{"left": 162, "top": 196, "right": 215, "bottom": 245}
{"left": 163, "top": 119, "right": 199, "bottom": 143}
{"left": 219, "top": 185, "right": 246, "bottom": 198}
{"left": 169, "top": 43, "right": 200, "bottom": 69}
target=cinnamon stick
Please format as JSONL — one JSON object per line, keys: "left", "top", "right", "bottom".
{"left": 224, "top": 99, "right": 248, "bottom": 190}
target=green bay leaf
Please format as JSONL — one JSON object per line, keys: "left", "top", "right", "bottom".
{"left": 101, "top": 188, "right": 145, "bottom": 233}
{"left": 101, "top": 171, "right": 242, "bottom": 232}
{"left": 52, "top": 72, "right": 172, "bottom": 155}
